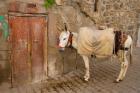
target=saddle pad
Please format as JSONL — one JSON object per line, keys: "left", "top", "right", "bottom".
{"left": 77, "top": 27, "right": 115, "bottom": 58}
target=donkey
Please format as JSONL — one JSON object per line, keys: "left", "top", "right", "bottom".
{"left": 58, "top": 27, "right": 133, "bottom": 83}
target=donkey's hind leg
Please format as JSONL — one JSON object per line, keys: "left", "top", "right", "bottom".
{"left": 116, "top": 51, "right": 128, "bottom": 82}
{"left": 116, "top": 63, "right": 125, "bottom": 82}
{"left": 120, "top": 52, "right": 129, "bottom": 80}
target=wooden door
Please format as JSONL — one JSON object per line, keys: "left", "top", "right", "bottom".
{"left": 29, "top": 17, "right": 45, "bottom": 81}
{"left": 9, "top": 15, "right": 47, "bottom": 85}
{"left": 9, "top": 17, "right": 30, "bottom": 84}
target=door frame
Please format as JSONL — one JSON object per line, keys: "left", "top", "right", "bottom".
{"left": 8, "top": 12, "right": 48, "bottom": 86}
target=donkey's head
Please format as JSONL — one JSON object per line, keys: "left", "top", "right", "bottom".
{"left": 58, "top": 31, "right": 71, "bottom": 52}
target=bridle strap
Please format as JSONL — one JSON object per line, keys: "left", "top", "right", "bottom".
{"left": 66, "top": 32, "right": 73, "bottom": 48}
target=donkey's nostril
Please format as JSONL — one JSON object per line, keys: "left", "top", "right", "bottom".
{"left": 57, "top": 45, "right": 60, "bottom": 48}
{"left": 57, "top": 45, "right": 62, "bottom": 48}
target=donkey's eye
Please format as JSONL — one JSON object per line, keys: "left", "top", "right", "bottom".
{"left": 63, "top": 38, "right": 66, "bottom": 40}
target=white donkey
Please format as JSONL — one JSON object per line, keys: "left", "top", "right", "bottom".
{"left": 58, "top": 27, "right": 133, "bottom": 83}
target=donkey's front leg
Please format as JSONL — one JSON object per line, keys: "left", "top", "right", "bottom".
{"left": 82, "top": 55, "right": 90, "bottom": 81}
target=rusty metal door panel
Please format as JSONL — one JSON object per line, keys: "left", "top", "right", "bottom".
{"left": 29, "top": 17, "right": 46, "bottom": 81}
{"left": 9, "top": 16, "right": 30, "bottom": 84}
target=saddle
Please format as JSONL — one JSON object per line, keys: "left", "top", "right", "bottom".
{"left": 77, "top": 27, "right": 115, "bottom": 58}
{"left": 114, "top": 31, "right": 128, "bottom": 55}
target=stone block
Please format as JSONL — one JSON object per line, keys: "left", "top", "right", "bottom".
{"left": 47, "top": 47, "right": 63, "bottom": 77}
{"left": 8, "top": 1, "right": 46, "bottom": 13}
{"left": 63, "top": 48, "right": 77, "bottom": 74}
{"left": 55, "top": 0, "right": 63, "bottom": 5}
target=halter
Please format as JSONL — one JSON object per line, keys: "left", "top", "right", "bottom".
{"left": 66, "top": 32, "right": 73, "bottom": 48}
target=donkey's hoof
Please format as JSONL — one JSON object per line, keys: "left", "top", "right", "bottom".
{"left": 114, "top": 80, "right": 120, "bottom": 83}
{"left": 84, "top": 75, "right": 89, "bottom": 82}
{"left": 84, "top": 78, "right": 89, "bottom": 81}
{"left": 114, "top": 79, "right": 123, "bottom": 83}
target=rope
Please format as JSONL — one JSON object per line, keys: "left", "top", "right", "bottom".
{"left": 58, "top": 8, "right": 70, "bottom": 31}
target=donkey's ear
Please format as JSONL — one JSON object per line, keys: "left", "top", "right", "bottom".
{"left": 64, "top": 23, "right": 68, "bottom": 31}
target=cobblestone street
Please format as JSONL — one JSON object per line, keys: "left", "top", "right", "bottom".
{"left": 0, "top": 47, "right": 140, "bottom": 93}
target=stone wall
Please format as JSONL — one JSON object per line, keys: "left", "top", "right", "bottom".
{"left": 98, "top": 0, "right": 140, "bottom": 43}
{"left": 0, "top": 0, "right": 8, "bottom": 15}
{"left": 0, "top": 0, "right": 44, "bottom": 15}
{"left": 53, "top": 0, "right": 140, "bottom": 34}
{"left": 72, "top": 0, "right": 140, "bottom": 43}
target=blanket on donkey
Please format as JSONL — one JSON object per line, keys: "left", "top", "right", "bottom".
{"left": 77, "top": 27, "right": 115, "bottom": 58}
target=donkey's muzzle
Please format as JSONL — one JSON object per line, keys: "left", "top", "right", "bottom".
{"left": 59, "top": 47, "right": 65, "bottom": 52}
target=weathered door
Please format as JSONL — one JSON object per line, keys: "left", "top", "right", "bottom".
{"left": 29, "top": 17, "right": 45, "bottom": 81}
{"left": 9, "top": 15, "right": 47, "bottom": 85}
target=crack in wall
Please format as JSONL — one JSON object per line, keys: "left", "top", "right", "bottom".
{"left": 74, "top": 1, "right": 96, "bottom": 24}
